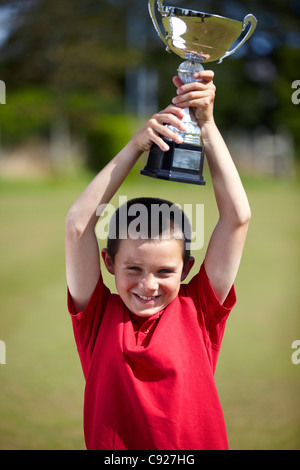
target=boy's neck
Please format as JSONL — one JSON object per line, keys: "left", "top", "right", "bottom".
{"left": 129, "top": 310, "right": 163, "bottom": 329}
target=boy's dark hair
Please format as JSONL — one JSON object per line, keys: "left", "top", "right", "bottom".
{"left": 107, "top": 197, "right": 191, "bottom": 265}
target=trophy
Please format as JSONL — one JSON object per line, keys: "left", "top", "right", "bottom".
{"left": 141, "top": 1, "right": 257, "bottom": 185}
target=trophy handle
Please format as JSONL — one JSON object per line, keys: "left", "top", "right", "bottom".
{"left": 148, "top": 0, "right": 171, "bottom": 52}
{"left": 218, "top": 14, "right": 257, "bottom": 63}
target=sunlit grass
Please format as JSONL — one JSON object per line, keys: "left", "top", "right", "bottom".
{"left": 0, "top": 171, "right": 299, "bottom": 449}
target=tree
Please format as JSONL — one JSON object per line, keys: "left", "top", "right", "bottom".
{"left": 0, "top": 0, "right": 137, "bottom": 95}
{"left": 0, "top": 0, "right": 299, "bottom": 166}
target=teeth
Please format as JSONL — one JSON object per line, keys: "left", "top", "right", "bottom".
{"left": 138, "top": 294, "right": 157, "bottom": 301}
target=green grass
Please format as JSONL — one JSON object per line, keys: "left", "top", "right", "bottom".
{"left": 0, "top": 170, "right": 299, "bottom": 449}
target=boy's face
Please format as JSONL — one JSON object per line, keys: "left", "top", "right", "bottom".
{"left": 102, "top": 237, "right": 193, "bottom": 318}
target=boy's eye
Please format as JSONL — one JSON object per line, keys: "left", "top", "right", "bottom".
{"left": 158, "top": 269, "right": 172, "bottom": 274}
{"left": 127, "top": 266, "right": 142, "bottom": 272}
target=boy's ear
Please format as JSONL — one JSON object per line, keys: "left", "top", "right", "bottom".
{"left": 181, "top": 256, "right": 195, "bottom": 282}
{"left": 101, "top": 248, "right": 115, "bottom": 275}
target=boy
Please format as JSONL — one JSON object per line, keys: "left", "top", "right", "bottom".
{"left": 65, "top": 70, "right": 251, "bottom": 449}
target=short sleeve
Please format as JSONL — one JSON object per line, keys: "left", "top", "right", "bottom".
{"left": 67, "top": 273, "right": 110, "bottom": 378}
{"left": 185, "top": 263, "right": 236, "bottom": 371}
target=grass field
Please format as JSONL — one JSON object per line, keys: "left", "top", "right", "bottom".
{"left": 0, "top": 168, "right": 299, "bottom": 450}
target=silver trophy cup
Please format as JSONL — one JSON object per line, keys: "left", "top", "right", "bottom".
{"left": 141, "top": 0, "right": 257, "bottom": 185}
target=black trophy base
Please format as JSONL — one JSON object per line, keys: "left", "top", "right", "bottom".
{"left": 141, "top": 140, "right": 206, "bottom": 185}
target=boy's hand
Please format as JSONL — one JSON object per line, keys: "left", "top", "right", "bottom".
{"left": 131, "top": 105, "right": 186, "bottom": 153}
{"left": 172, "top": 70, "right": 216, "bottom": 127}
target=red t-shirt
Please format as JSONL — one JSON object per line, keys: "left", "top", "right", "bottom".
{"left": 68, "top": 263, "right": 236, "bottom": 450}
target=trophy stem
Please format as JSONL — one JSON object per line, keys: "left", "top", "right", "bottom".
{"left": 140, "top": 54, "right": 206, "bottom": 185}
{"left": 175, "top": 109, "right": 200, "bottom": 145}
{"left": 169, "top": 57, "right": 204, "bottom": 146}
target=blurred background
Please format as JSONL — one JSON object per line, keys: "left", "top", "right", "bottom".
{"left": 0, "top": 0, "right": 299, "bottom": 449}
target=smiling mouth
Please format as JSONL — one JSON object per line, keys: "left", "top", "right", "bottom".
{"left": 133, "top": 293, "right": 160, "bottom": 302}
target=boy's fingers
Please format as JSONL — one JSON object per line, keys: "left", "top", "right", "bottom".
{"left": 172, "top": 86, "right": 216, "bottom": 108}
{"left": 173, "top": 70, "right": 214, "bottom": 88}
{"left": 146, "top": 109, "right": 186, "bottom": 149}
{"left": 160, "top": 104, "right": 185, "bottom": 118}
{"left": 157, "top": 110, "right": 185, "bottom": 129}
{"left": 172, "top": 75, "right": 184, "bottom": 88}
{"left": 193, "top": 70, "right": 215, "bottom": 82}
{"left": 176, "top": 80, "right": 216, "bottom": 97}
{"left": 151, "top": 133, "right": 170, "bottom": 152}
{"left": 173, "top": 98, "right": 211, "bottom": 110}
{"left": 149, "top": 129, "right": 180, "bottom": 151}
{"left": 150, "top": 120, "right": 184, "bottom": 143}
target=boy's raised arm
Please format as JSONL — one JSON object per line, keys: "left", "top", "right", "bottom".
{"left": 65, "top": 106, "right": 186, "bottom": 313}
{"left": 173, "top": 71, "right": 251, "bottom": 305}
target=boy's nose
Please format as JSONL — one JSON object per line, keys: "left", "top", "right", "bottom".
{"left": 141, "top": 274, "right": 159, "bottom": 291}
